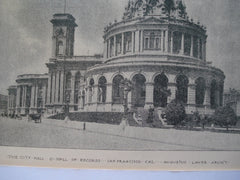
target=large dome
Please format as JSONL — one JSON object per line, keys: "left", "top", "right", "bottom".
{"left": 84, "top": 0, "right": 224, "bottom": 114}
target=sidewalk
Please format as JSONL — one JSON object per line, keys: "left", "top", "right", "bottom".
{"left": 42, "top": 118, "right": 240, "bottom": 151}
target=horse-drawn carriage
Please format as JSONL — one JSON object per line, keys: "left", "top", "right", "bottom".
{"left": 28, "top": 114, "right": 42, "bottom": 123}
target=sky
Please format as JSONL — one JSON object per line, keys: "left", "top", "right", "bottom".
{"left": 0, "top": 0, "right": 240, "bottom": 95}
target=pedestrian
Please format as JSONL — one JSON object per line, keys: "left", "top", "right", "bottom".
{"left": 83, "top": 122, "right": 86, "bottom": 131}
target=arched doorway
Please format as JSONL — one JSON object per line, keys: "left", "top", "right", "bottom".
{"left": 176, "top": 75, "right": 189, "bottom": 104}
{"left": 112, "top": 75, "right": 124, "bottom": 104}
{"left": 154, "top": 73, "right": 169, "bottom": 107}
{"left": 210, "top": 80, "right": 218, "bottom": 108}
{"left": 132, "top": 74, "right": 146, "bottom": 107}
{"left": 195, "top": 77, "right": 206, "bottom": 106}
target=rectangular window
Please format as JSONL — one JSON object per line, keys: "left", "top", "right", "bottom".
{"left": 145, "top": 38, "right": 149, "bottom": 49}
{"left": 193, "top": 36, "right": 199, "bottom": 58}
{"left": 156, "top": 38, "right": 160, "bottom": 49}
{"left": 184, "top": 34, "right": 191, "bottom": 56}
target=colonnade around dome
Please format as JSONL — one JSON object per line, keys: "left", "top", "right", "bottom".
{"left": 105, "top": 28, "right": 206, "bottom": 63}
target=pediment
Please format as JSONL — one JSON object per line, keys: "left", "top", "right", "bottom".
{"left": 136, "top": 17, "right": 167, "bottom": 25}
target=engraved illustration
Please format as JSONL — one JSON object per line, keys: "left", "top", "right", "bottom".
{"left": 0, "top": 0, "right": 240, "bottom": 151}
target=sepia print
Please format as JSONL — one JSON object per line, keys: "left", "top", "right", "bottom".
{"left": 0, "top": 0, "right": 240, "bottom": 170}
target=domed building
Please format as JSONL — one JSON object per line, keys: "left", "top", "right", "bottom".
{"left": 8, "top": 0, "right": 225, "bottom": 116}
{"left": 81, "top": 0, "right": 225, "bottom": 114}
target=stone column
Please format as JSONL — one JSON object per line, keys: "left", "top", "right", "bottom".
{"left": 47, "top": 73, "right": 52, "bottom": 104}
{"left": 22, "top": 86, "right": 26, "bottom": 108}
{"left": 132, "top": 31, "right": 135, "bottom": 53}
{"left": 170, "top": 31, "right": 173, "bottom": 54}
{"left": 121, "top": 33, "right": 125, "bottom": 55}
{"left": 187, "top": 84, "right": 196, "bottom": 105}
{"left": 42, "top": 85, "right": 46, "bottom": 108}
{"left": 135, "top": 31, "right": 139, "bottom": 52}
{"left": 51, "top": 72, "right": 56, "bottom": 104}
{"left": 104, "top": 40, "right": 108, "bottom": 59}
{"left": 181, "top": 33, "right": 185, "bottom": 55}
{"left": 197, "top": 38, "right": 200, "bottom": 59}
{"left": 30, "top": 84, "right": 35, "bottom": 110}
{"left": 190, "top": 35, "right": 193, "bottom": 57}
{"left": 59, "top": 71, "right": 64, "bottom": 104}
{"left": 106, "top": 83, "right": 113, "bottom": 104}
{"left": 204, "top": 85, "right": 211, "bottom": 107}
{"left": 16, "top": 86, "right": 21, "bottom": 108}
{"left": 164, "top": 30, "right": 169, "bottom": 52}
{"left": 167, "top": 74, "right": 176, "bottom": 103}
{"left": 106, "top": 40, "right": 109, "bottom": 58}
{"left": 35, "top": 85, "right": 39, "bottom": 108}
{"left": 55, "top": 71, "right": 59, "bottom": 103}
{"left": 70, "top": 72, "right": 76, "bottom": 104}
{"left": 140, "top": 31, "right": 144, "bottom": 52}
{"left": 114, "top": 35, "right": 117, "bottom": 56}
{"left": 108, "top": 39, "right": 111, "bottom": 58}
{"left": 203, "top": 40, "right": 206, "bottom": 61}
{"left": 144, "top": 82, "right": 154, "bottom": 109}
{"left": 161, "top": 30, "right": 164, "bottom": 51}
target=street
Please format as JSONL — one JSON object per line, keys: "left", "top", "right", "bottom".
{"left": 0, "top": 117, "right": 240, "bottom": 151}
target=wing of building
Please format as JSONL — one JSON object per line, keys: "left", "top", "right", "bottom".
{"left": 8, "top": 0, "right": 225, "bottom": 116}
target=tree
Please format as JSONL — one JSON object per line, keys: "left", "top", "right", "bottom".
{"left": 213, "top": 105, "right": 238, "bottom": 131}
{"left": 163, "top": 0, "right": 175, "bottom": 17}
{"left": 164, "top": 100, "right": 186, "bottom": 126}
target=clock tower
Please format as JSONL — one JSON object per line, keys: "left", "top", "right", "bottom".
{"left": 51, "top": 14, "right": 78, "bottom": 58}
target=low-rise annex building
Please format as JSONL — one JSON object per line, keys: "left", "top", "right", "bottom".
{"left": 8, "top": 0, "right": 225, "bottom": 116}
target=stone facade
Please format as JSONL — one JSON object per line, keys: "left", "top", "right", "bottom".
{"left": 14, "top": 74, "right": 48, "bottom": 115}
{"left": 8, "top": 0, "right": 225, "bottom": 116}
{"left": 224, "top": 89, "right": 240, "bottom": 117}
{"left": 0, "top": 94, "right": 8, "bottom": 114}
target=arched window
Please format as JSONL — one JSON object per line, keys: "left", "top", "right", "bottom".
{"left": 176, "top": 75, "right": 189, "bottom": 104}
{"left": 98, "top": 76, "right": 107, "bottom": 103}
{"left": 74, "top": 72, "right": 81, "bottom": 105}
{"left": 112, "top": 75, "right": 124, "bottom": 104}
{"left": 57, "top": 41, "right": 63, "bottom": 55}
{"left": 210, "top": 80, "right": 218, "bottom": 108}
{"left": 195, "top": 77, "right": 206, "bottom": 105}
{"left": 132, "top": 74, "right": 146, "bottom": 107}
{"left": 88, "top": 78, "right": 94, "bottom": 103}
{"left": 154, "top": 74, "right": 169, "bottom": 107}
